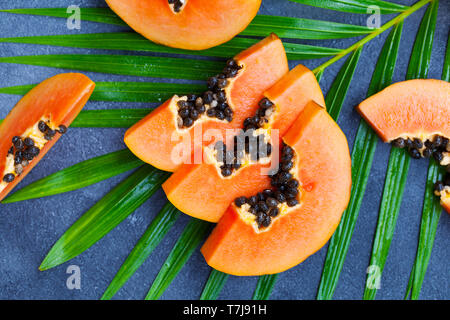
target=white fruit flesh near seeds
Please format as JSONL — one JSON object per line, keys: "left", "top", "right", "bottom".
{"left": 169, "top": 0, "right": 187, "bottom": 14}
{"left": 171, "top": 95, "right": 227, "bottom": 132}
{"left": 436, "top": 186, "right": 450, "bottom": 200}
{"left": 171, "top": 64, "right": 243, "bottom": 131}
{"left": 0, "top": 117, "right": 53, "bottom": 193}
{"left": 204, "top": 128, "right": 272, "bottom": 179}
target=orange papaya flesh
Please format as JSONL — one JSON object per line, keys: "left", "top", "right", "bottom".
{"left": 0, "top": 73, "right": 95, "bottom": 202}
{"left": 162, "top": 127, "right": 280, "bottom": 223}
{"left": 357, "top": 79, "right": 450, "bottom": 142}
{"left": 357, "top": 79, "right": 450, "bottom": 214}
{"left": 124, "top": 34, "right": 288, "bottom": 172}
{"left": 162, "top": 64, "right": 324, "bottom": 222}
{"left": 201, "top": 101, "right": 352, "bottom": 275}
{"left": 265, "top": 64, "right": 325, "bottom": 136}
{"left": 105, "top": 0, "right": 261, "bottom": 50}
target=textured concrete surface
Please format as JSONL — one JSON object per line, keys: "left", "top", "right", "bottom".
{"left": 0, "top": 0, "right": 449, "bottom": 300}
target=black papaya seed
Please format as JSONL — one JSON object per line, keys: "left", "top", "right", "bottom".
{"left": 3, "top": 173, "right": 15, "bottom": 183}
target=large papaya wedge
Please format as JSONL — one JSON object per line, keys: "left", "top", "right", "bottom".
{"left": 0, "top": 73, "right": 95, "bottom": 201}
{"left": 124, "top": 34, "right": 288, "bottom": 172}
{"left": 357, "top": 79, "right": 450, "bottom": 213}
{"left": 201, "top": 101, "right": 352, "bottom": 275}
{"left": 162, "top": 64, "right": 325, "bottom": 222}
{"left": 105, "top": 0, "right": 261, "bottom": 50}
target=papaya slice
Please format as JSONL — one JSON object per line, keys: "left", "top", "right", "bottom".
{"left": 0, "top": 73, "right": 95, "bottom": 202}
{"left": 357, "top": 79, "right": 450, "bottom": 213}
{"left": 124, "top": 34, "right": 289, "bottom": 172}
{"left": 162, "top": 64, "right": 324, "bottom": 222}
{"left": 105, "top": 0, "right": 261, "bottom": 50}
{"left": 201, "top": 101, "right": 352, "bottom": 275}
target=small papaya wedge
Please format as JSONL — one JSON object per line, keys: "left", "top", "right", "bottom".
{"left": 0, "top": 73, "right": 95, "bottom": 202}
{"left": 201, "top": 101, "right": 352, "bottom": 275}
{"left": 357, "top": 79, "right": 450, "bottom": 213}
{"left": 105, "top": 0, "right": 262, "bottom": 50}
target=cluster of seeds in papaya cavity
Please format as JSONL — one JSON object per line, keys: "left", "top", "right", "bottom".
{"left": 214, "top": 131, "right": 272, "bottom": 177}
{"left": 234, "top": 143, "right": 300, "bottom": 230}
{"left": 391, "top": 135, "right": 449, "bottom": 162}
{"left": 391, "top": 135, "right": 450, "bottom": 200}
{"left": 168, "top": 0, "right": 185, "bottom": 13}
{"left": 243, "top": 98, "right": 275, "bottom": 131}
{"left": 434, "top": 172, "right": 450, "bottom": 197}
{"left": 2, "top": 120, "right": 67, "bottom": 184}
{"left": 176, "top": 59, "right": 242, "bottom": 129}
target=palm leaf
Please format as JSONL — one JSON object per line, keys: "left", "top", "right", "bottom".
{"left": 405, "top": 30, "right": 449, "bottom": 300}
{"left": 0, "top": 8, "right": 374, "bottom": 40}
{"left": 289, "top": 0, "right": 409, "bottom": 14}
{"left": 40, "top": 166, "right": 170, "bottom": 271}
{"left": 404, "top": 161, "right": 443, "bottom": 300}
{"left": 253, "top": 47, "right": 363, "bottom": 300}
{"left": 0, "top": 54, "right": 223, "bottom": 80}
{"left": 194, "top": 1, "right": 431, "bottom": 297}
{"left": 317, "top": 21, "right": 403, "bottom": 300}
{"left": 314, "top": 69, "right": 324, "bottom": 82}
{"left": 363, "top": 148, "right": 410, "bottom": 300}
{"left": 145, "top": 218, "right": 211, "bottom": 300}
{"left": 312, "top": 0, "right": 431, "bottom": 74}
{"left": 0, "top": 33, "right": 341, "bottom": 61}
{"left": 199, "top": 270, "right": 229, "bottom": 300}
{"left": 443, "top": 32, "right": 450, "bottom": 81}
{"left": 0, "top": 0, "right": 440, "bottom": 301}
{"left": 363, "top": 0, "right": 438, "bottom": 300}
{"left": 325, "top": 47, "right": 362, "bottom": 120}
{"left": 253, "top": 274, "right": 279, "bottom": 300}
{"left": 0, "top": 8, "right": 127, "bottom": 26}
{"left": 101, "top": 203, "right": 181, "bottom": 300}
{"left": 71, "top": 109, "right": 151, "bottom": 128}
{"left": 0, "top": 82, "right": 205, "bottom": 102}
{"left": 243, "top": 15, "right": 373, "bottom": 39}
{"left": 0, "top": 109, "right": 151, "bottom": 128}
{"left": 2, "top": 149, "right": 142, "bottom": 203}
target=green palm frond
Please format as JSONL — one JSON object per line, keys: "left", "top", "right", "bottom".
{"left": 363, "top": 0, "right": 439, "bottom": 300}
{"left": 0, "top": 8, "right": 127, "bottom": 26}
{"left": 0, "top": 0, "right": 445, "bottom": 301}
{"left": 324, "top": 47, "right": 362, "bottom": 120}
{"left": 145, "top": 218, "right": 211, "bottom": 300}
{"left": 317, "top": 21, "right": 403, "bottom": 300}
{"left": 70, "top": 109, "right": 152, "bottom": 128}
{"left": 101, "top": 203, "right": 181, "bottom": 300}
{"left": 289, "top": 0, "right": 409, "bottom": 14}
{"left": 405, "top": 31, "right": 449, "bottom": 300}
{"left": 253, "top": 274, "right": 279, "bottom": 300}
{"left": 0, "top": 33, "right": 341, "bottom": 61}
{"left": 1, "top": 109, "right": 150, "bottom": 128}
{"left": 200, "top": 270, "right": 229, "bottom": 300}
{"left": 0, "top": 82, "right": 205, "bottom": 102}
{"left": 0, "top": 54, "right": 223, "bottom": 80}
{"left": 243, "top": 15, "right": 374, "bottom": 39}
{"left": 253, "top": 48, "right": 363, "bottom": 300}
{"left": 2, "top": 149, "right": 142, "bottom": 203}
{"left": 0, "top": 109, "right": 152, "bottom": 128}
{"left": 40, "top": 166, "right": 170, "bottom": 271}
{"left": 404, "top": 161, "right": 443, "bottom": 299}
{"left": 0, "top": 8, "right": 375, "bottom": 39}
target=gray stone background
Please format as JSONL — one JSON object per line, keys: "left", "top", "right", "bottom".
{"left": 0, "top": 0, "right": 449, "bottom": 300}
